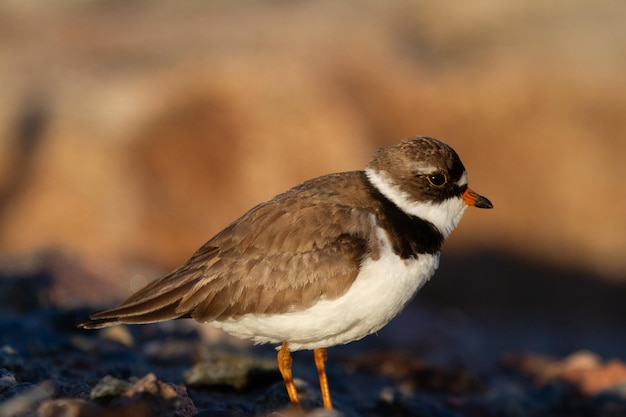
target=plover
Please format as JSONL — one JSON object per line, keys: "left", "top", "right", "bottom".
{"left": 80, "top": 136, "right": 493, "bottom": 410}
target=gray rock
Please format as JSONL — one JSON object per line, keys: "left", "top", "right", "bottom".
{"left": 184, "top": 351, "right": 279, "bottom": 390}
{"left": 89, "top": 375, "right": 133, "bottom": 399}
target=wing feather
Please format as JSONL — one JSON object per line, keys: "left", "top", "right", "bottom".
{"left": 80, "top": 173, "right": 379, "bottom": 329}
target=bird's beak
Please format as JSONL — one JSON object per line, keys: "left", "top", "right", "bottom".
{"left": 462, "top": 188, "right": 493, "bottom": 209}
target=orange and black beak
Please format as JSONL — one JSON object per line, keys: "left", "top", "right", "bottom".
{"left": 462, "top": 188, "right": 493, "bottom": 209}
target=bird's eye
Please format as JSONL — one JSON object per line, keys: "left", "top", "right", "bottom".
{"left": 427, "top": 173, "right": 447, "bottom": 188}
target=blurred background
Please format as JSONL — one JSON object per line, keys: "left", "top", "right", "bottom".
{"left": 1, "top": 1, "right": 625, "bottom": 358}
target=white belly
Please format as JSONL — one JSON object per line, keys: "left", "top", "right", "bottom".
{"left": 211, "top": 227, "right": 440, "bottom": 351}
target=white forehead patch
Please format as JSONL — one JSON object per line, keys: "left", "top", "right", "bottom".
{"left": 413, "top": 162, "right": 439, "bottom": 175}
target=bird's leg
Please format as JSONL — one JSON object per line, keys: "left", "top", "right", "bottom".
{"left": 277, "top": 342, "right": 301, "bottom": 409}
{"left": 314, "top": 348, "right": 333, "bottom": 409}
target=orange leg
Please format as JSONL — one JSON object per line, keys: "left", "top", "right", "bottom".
{"left": 277, "top": 342, "right": 301, "bottom": 409}
{"left": 314, "top": 348, "right": 333, "bottom": 409}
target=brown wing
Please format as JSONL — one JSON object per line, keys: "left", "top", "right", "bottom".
{"left": 80, "top": 186, "right": 377, "bottom": 328}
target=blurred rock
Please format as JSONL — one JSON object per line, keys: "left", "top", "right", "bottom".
{"left": 563, "top": 359, "right": 626, "bottom": 396}
{"left": 0, "top": 381, "right": 54, "bottom": 417}
{"left": 99, "top": 326, "right": 135, "bottom": 349}
{"left": 184, "top": 351, "right": 279, "bottom": 390}
{"left": 38, "top": 398, "right": 102, "bottom": 417}
{"left": 504, "top": 351, "right": 626, "bottom": 396}
{"left": 0, "top": 347, "right": 23, "bottom": 374}
{"left": 502, "top": 352, "right": 564, "bottom": 384}
{"left": 109, "top": 373, "right": 197, "bottom": 417}
{"left": 89, "top": 375, "right": 133, "bottom": 400}
{"left": 562, "top": 350, "right": 603, "bottom": 371}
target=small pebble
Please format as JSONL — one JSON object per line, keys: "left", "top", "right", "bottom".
{"left": 90, "top": 375, "right": 133, "bottom": 399}
{"left": 0, "top": 346, "right": 24, "bottom": 371}
{"left": 100, "top": 325, "right": 135, "bottom": 348}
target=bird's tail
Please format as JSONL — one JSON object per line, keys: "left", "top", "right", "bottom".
{"left": 78, "top": 258, "right": 210, "bottom": 329}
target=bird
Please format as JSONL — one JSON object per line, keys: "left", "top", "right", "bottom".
{"left": 80, "top": 136, "right": 493, "bottom": 411}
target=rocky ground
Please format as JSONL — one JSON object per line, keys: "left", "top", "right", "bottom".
{"left": 1, "top": 253, "right": 626, "bottom": 417}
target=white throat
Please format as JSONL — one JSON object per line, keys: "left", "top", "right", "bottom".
{"left": 365, "top": 168, "right": 468, "bottom": 238}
